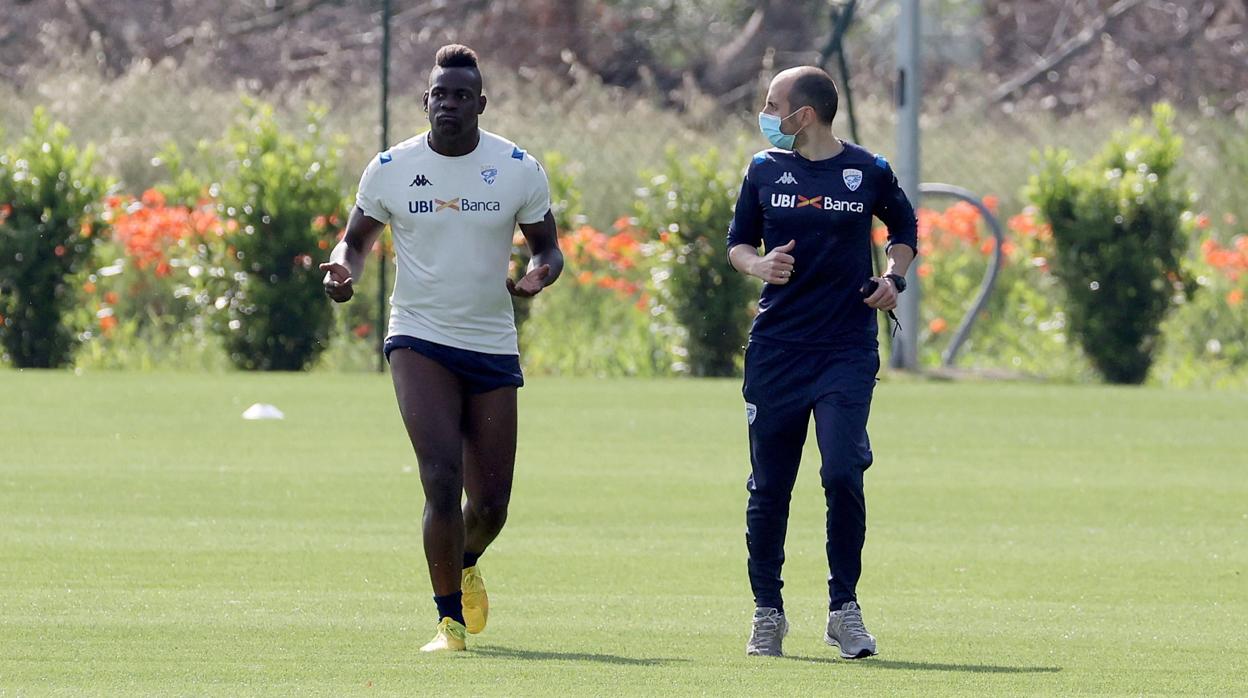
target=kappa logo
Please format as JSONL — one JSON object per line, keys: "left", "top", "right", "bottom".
{"left": 745, "top": 402, "right": 758, "bottom": 425}
{"left": 775, "top": 171, "right": 798, "bottom": 185}
{"left": 481, "top": 166, "right": 498, "bottom": 185}
{"left": 843, "top": 168, "right": 863, "bottom": 191}
{"left": 409, "top": 174, "right": 432, "bottom": 187}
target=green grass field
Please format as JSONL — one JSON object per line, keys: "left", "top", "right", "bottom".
{"left": 2, "top": 372, "right": 1245, "bottom": 695}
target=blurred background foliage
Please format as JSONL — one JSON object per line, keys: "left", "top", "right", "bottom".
{"left": 0, "top": 1, "right": 1245, "bottom": 385}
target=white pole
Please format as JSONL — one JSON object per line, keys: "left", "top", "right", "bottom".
{"left": 891, "top": 0, "right": 921, "bottom": 370}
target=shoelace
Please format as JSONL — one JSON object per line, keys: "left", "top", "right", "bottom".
{"left": 838, "top": 608, "right": 869, "bottom": 638}
{"left": 751, "top": 611, "right": 784, "bottom": 644}
{"left": 440, "top": 620, "right": 464, "bottom": 636}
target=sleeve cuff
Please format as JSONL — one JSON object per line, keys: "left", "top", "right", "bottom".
{"left": 355, "top": 199, "right": 389, "bottom": 225}
{"left": 885, "top": 240, "right": 918, "bottom": 256}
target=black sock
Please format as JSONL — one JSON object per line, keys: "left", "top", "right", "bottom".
{"left": 434, "top": 591, "right": 465, "bottom": 626}
{"left": 463, "top": 550, "right": 482, "bottom": 569}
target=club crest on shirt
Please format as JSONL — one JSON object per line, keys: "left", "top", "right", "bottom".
{"left": 843, "top": 168, "right": 863, "bottom": 191}
{"left": 481, "top": 166, "right": 498, "bottom": 185}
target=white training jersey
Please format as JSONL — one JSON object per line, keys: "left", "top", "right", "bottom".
{"left": 355, "top": 130, "right": 551, "bottom": 355}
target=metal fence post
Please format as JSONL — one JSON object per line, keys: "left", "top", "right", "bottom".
{"left": 376, "top": 0, "right": 391, "bottom": 372}
{"left": 892, "top": 0, "right": 921, "bottom": 370}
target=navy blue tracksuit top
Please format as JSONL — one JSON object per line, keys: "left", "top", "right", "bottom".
{"left": 727, "top": 143, "right": 918, "bottom": 349}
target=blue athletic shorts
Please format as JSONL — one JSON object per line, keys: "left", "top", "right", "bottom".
{"left": 383, "top": 335, "right": 524, "bottom": 394}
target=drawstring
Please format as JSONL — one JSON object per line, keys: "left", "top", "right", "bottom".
{"left": 885, "top": 310, "right": 901, "bottom": 337}
{"left": 860, "top": 278, "right": 903, "bottom": 337}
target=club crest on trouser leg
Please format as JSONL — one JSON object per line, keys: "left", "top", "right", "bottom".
{"left": 842, "top": 168, "right": 863, "bottom": 192}
{"left": 745, "top": 402, "right": 757, "bottom": 425}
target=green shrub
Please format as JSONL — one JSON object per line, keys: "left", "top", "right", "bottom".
{"left": 634, "top": 147, "right": 754, "bottom": 377}
{"left": 1026, "top": 104, "right": 1191, "bottom": 384}
{"left": 71, "top": 189, "right": 234, "bottom": 370}
{"left": 913, "top": 203, "right": 1089, "bottom": 380}
{"left": 214, "top": 100, "right": 347, "bottom": 371}
{"left": 521, "top": 219, "right": 668, "bottom": 377}
{"left": 0, "top": 109, "right": 109, "bottom": 368}
{"left": 511, "top": 151, "right": 583, "bottom": 340}
{"left": 1151, "top": 216, "right": 1248, "bottom": 389}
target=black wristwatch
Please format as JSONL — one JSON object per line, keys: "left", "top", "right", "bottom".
{"left": 885, "top": 273, "right": 907, "bottom": 293}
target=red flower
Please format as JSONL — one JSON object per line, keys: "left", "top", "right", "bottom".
{"left": 140, "top": 188, "right": 166, "bottom": 208}
{"left": 110, "top": 195, "right": 227, "bottom": 270}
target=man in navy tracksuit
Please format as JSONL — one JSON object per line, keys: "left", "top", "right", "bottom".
{"left": 727, "top": 66, "right": 917, "bottom": 658}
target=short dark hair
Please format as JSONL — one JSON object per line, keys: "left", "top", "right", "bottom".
{"left": 789, "top": 68, "right": 839, "bottom": 125}
{"left": 435, "top": 44, "right": 479, "bottom": 70}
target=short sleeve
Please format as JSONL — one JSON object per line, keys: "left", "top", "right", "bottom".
{"left": 354, "top": 154, "right": 391, "bottom": 225}
{"left": 516, "top": 155, "right": 551, "bottom": 226}
{"left": 726, "top": 164, "right": 763, "bottom": 250}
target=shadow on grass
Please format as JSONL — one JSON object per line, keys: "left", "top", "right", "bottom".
{"left": 474, "top": 644, "right": 687, "bottom": 666}
{"left": 786, "top": 656, "right": 1062, "bottom": 674}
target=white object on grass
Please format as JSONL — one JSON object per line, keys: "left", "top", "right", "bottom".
{"left": 242, "top": 403, "right": 285, "bottom": 420}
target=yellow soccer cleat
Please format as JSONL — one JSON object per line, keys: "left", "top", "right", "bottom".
{"left": 420, "top": 617, "right": 467, "bottom": 652}
{"left": 461, "top": 566, "right": 489, "bottom": 634}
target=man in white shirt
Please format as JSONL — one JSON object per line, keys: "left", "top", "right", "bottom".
{"left": 320, "top": 44, "right": 562, "bottom": 653}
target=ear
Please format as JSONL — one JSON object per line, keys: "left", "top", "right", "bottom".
{"left": 800, "top": 105, "right": 817, "bottom": 130}
{"left": 422, "top": 91, "right": 429, "bottom": 112}
{"left": 477, "top": 93, "right": 488, "bottom": 115}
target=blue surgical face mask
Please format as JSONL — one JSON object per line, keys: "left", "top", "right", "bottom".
{"left": 758, "top": 109, "right": 806, "bottom": 150}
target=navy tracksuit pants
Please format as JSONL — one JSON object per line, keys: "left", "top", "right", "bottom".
{"left": 742, "top": 340, "right": 879, "bottom": 612}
